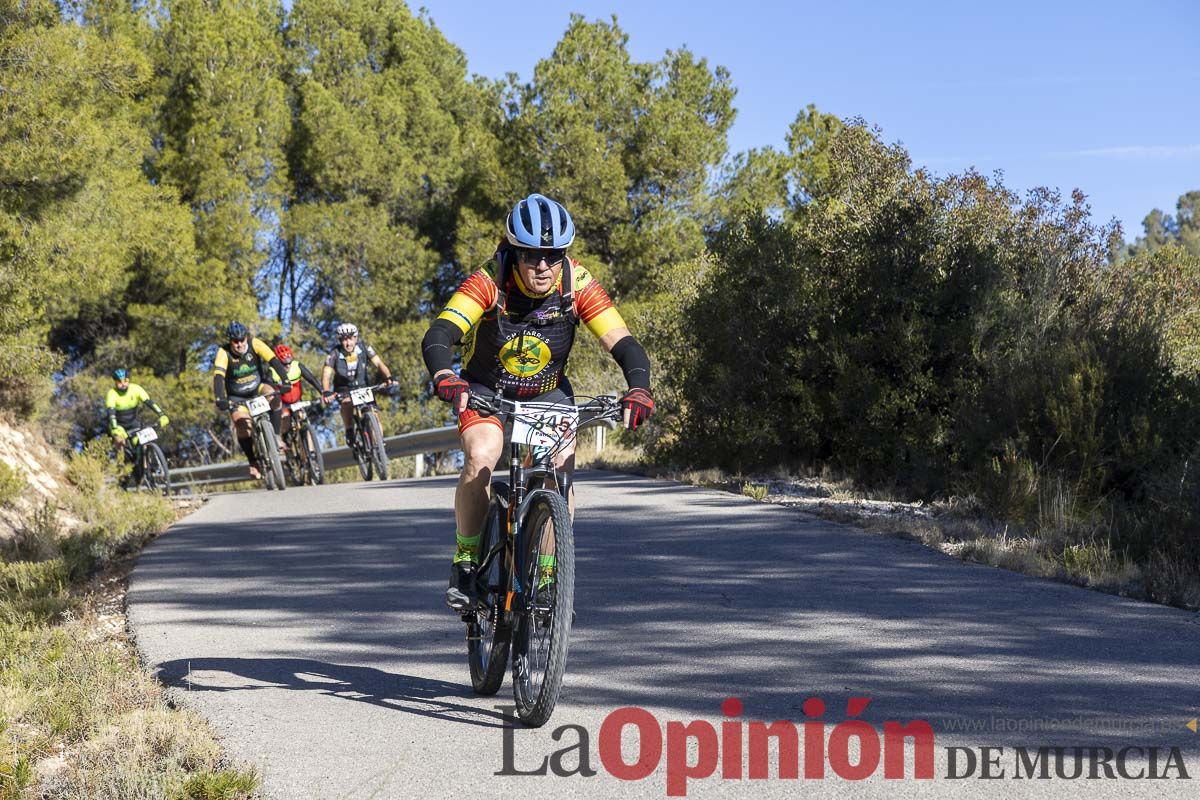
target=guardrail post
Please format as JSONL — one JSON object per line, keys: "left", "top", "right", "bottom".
{"left": 414, "top": 452, "right": 424, "bottom": 478}
{"left": 595, "top": 425, "right": 606, "bottom": 454}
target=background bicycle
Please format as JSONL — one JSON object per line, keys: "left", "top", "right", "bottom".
{"left": 229, "top": 394, "right": 286, "bottom": 490}
{"left": 122, "top": 424, "right": 171, "bottom": 495}
{"left": 281, "top": 398, "right": 325, "bottom": 486}
{"left": 332, "top": 382, "right": 392, "bottom": 481}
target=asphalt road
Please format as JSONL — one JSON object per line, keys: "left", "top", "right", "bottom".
{"left": 128, "top": 472, "right": 1200, "bottom": 799}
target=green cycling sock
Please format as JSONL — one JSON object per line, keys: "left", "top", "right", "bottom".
{"left": 537, "top": 553, "right": 557, "bottom": 588}
{"left": 453, "top": 532, "right": 480, "bottom": 564}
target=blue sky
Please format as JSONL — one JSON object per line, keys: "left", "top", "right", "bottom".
{"left": 409, "top": 0, "right": 1198, "bottom": 240}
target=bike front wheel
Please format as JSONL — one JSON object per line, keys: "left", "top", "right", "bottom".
{"left": 284, "top": 431, "right": 306, "bottom": 486}
{"left": 258, "top": 419, "right": 286, "bottom": 491}
{"left": 142, "top": 443, "right": 171, "bottom": 496}
{"left": 302, "top": 424, "right": 325, "bottom": 485}
{"left": 511, "top": 489, "right": 574, "bottom": 727}
{"left": 352, "top": 418, "right": 372, "bottom": 481}
{"left": 469, "top": 483, "right": 511, "bottom": 695}
{"left": 365, "top": 411, "right": 388, "bottom": 480}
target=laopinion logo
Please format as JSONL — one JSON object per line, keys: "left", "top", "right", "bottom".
{"left": 496, "top": 698, "right": 1194, "bottom": 796}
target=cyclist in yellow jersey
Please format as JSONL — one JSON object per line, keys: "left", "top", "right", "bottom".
{"left": 106, "top": 368, "right": 168, "bottom": 464}
{"left": 422, "top": 193, "right": 654, "bottom": 610}
{"left": 212, "top": 322, "right": 292, "bottom": 480}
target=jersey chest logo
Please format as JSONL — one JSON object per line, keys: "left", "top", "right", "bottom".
{"left": 499, "top": 331, "right": 552, "bottom": 378}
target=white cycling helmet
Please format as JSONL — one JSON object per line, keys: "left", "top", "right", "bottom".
{"left": 335, "top": 322, "right": 359, "bottom": 339}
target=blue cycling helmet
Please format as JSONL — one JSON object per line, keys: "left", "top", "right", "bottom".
{"left": 112, "top": 368, "right": 128, "bottom": 382}
{"left": 226, "top": 321, "right": 248, "bottom": 341}
{"left": 505, "top": 193, "right": 575, "bottom": 249}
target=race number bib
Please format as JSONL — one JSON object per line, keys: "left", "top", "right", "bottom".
{"left": 511, "top": 402, "right": 578, "bottom": 449}
{"left": 289, "top": 401, "right": 311, "bottom": 412}
{"left": 350, "top": 387, "right": 374, "bottom": 406}
{"left": 247, "top": 395, "right": 271, "bottom": 416}
{"left": 133, "top": 428, "right": 157, "bottom": 445}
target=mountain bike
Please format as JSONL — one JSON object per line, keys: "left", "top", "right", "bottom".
{"left": 282, "top": 399, "right": 325, "bottom": 486}
{"left": 334, "top": 382, "right": 391, "bottom": 481}
{"left": 123, "top": 425, "right": 170, "bottom": 495}
{"left": 229, "top": 394, "right": 286, "bottom": 491}
{"left": 461, "top": 391, "right": 622, "bottom": 727}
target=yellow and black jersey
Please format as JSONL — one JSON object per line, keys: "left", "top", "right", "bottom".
{"left": 214, "top": 337, "right": 277, "bottom": 398}
{"left": 436, "top": 258, "right": 625, "bottom": 398}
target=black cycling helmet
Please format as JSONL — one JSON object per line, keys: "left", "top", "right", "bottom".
{"left": 226, "top": 321, "right": 248, "bottom": 341}
{"left": 505, "top": 193, "right": 575, "bottom": 249}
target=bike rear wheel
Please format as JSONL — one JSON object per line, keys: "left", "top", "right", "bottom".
{"left": 468, "top": 484, "right": 511, "bottom": 695}
{"left": 365, "top": 411, "right": 388, "bottom": 480}
{"left": 142, "top": 443, "right": 170, "bottom": 496}
{"left": 511, "top": 489, "right": 574, "bottom": 727}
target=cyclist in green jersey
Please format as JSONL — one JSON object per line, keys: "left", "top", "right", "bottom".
{"left": 106, "top": 368, "right": 168, "bottom": 464}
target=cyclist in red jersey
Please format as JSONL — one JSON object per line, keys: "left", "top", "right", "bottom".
{"left": 270, "top": 344, "right": 325, "bottom": 441}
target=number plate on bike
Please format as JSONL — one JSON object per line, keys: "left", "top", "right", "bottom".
{"left": 349, "top": 387, "right": 374, "bottom": 406}
{"left": 511, "top": 403, "right": 578, "bottom": 448}
{"left": 134, "top": 428, "right": 157, "bottom": 445}
{"left": 247, "top": 395, "right": 271, "bottom": 416}
{"left": 289, "top": 401, "right": 310, "bottom": 412}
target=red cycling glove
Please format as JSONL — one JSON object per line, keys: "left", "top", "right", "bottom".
{"left": 434, "top": 374, "right": 469, "bottom": 406}
{"left": 621, "top": 387, "right": 654, "bottom": 430}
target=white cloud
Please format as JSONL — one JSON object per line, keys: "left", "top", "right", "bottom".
{"left": 1056, "top": 144, "right": 1200, "bottom": 159}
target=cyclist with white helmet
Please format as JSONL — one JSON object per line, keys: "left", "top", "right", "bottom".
{"left": 322, "top": 322, "right": 396, "bottom": 446}
{"left": 422, "top": 193, "right": 654, "bottom": 610}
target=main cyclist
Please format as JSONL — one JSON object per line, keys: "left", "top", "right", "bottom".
{"left": 421, "top": 193, "right": 654, "bottom": 610}
{"left": 106, "top": 368, "right": 169, "bottom": 466}
{"left": 212, "top": 322, "right": 292, "bottom": 480}
{"left": 321, "top": 323, "right": 396, "bottom": 446}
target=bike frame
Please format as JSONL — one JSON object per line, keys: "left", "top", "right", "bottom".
{"left": 470, "top": 394, "right": 619, "bottom": 620}
{"left": 227, "top": 396, "right": 276, "bottom": 461}
{"left": 334, "top": 382, "right": 389, "bottom": 447}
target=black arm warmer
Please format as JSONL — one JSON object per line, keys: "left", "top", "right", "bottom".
{"left": 610, "top": 335, "right": 652, "bottom": 390}
{"left": 213, "top": 374, "right": 227, "bottom": 403}
{"left": 422, "top": 318, "right": 463, "bottom": 378}
{"left": 298, "top": 363, "right": 323, "bottom": 393}
{"left": 267, "top": 357, "right": 291, "bottom": 385}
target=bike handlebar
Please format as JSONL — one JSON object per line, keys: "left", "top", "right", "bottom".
{"left": 465, "top": 392, "right": 622, "bottom": 423}
{"left": 328, "top": 382, "right": 396, "bottom": 401}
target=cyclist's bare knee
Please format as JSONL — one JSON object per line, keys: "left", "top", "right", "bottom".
{"left": 461, "top": 423, "right": 503, "bottom": 482}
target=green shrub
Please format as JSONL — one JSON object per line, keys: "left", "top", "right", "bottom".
{"left": 659, "top": 122, "right": 1200, "bottom": 584}
{"left": 64, "top": 442, "right": 116, "bottom": 498}
{"left": 0, "top": 463, "right": 24, "bottom": 508}
{"left": 742, "top": 482, "right": 768, "bottom": 501}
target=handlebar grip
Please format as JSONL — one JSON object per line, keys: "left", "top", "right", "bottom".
{"left": 465, "top": 393, "right": 499, "bottom": 414}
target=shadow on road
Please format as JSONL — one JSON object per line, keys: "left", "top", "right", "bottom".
{"left": 130, "top": 472, "right": 1200, "bottom": 749}
{"left": 155, "top": 656, "right": 510, "bottom": 729}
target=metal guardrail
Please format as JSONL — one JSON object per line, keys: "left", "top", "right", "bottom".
{"left": 169, "top": 406, "right": 616, "bottom": 489}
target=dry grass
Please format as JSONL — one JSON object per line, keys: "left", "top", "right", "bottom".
{"left": 1, "top": 445, "right": 258, "bottom": 799}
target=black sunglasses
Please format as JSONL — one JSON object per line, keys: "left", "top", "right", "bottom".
{"left": 515, "top": 247, "right": 566, "bottom": 267}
